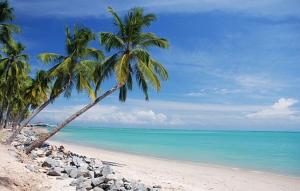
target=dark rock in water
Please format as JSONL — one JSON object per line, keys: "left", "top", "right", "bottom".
{"left": 101, "top": 165, "right": 114, "bottom": 177}
{"left": 91, "top": 177, "right": 105, "bottom": 187}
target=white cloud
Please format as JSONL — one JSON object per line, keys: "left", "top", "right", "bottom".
{"left": 37, "top": 104, "right": 168, "bottom": 125}
{"left": 187, "top": 88, "right": 242, "bottom": 97}
{"left": 11, "top": 0, "right": 300, "bottom": 18}
{"left": 247, "top": 98, "right": 299, "bottom": 119}
{"left": 35, "top": 98, "right": 300, "bottom": 129}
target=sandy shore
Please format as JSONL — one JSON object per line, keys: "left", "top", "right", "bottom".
{"left": 49, "top": 140, "right": 300, "bottom": 191}
{"left": 0, "top": 144, "right": 74, "bottom": 191}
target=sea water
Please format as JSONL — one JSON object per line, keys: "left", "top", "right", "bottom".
{"left": 52, "top": 126, "right": 300, "bottom": 176}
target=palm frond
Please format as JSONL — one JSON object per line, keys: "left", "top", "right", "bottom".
{"left": 137, "top": 60, "right": 160, "bottom": 91}
{"left": 38, "top": 53, "right": 64, "bottom": 64}
{"left": 115, "top": 54, "right": 130, "bottom": 85}
{"left": 100, "top": 32, "right": 124, "bottom": 51}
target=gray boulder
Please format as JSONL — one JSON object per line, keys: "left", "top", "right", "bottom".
{"left": 94, "top": 168, "right": 102, "bottom": 178}
{"left": 47, "top": 167, "right": 63, "bottom": 176}
{"left": 91, "top": 177, "right": 105, "bottom": 187}
{"left": 82, "top": 179, "right": 92, "bottom": 190}
{"left": 101, "top": 165, "right": 114, "bottom": 177}
{"left": 25, "top": 164, "right": 37, "bottom": 172}
{"left": 69, "top": 168, "right": 78, "bottom": 178}
{"left": 92, "top": 187, "right": 104, "bottom": 191}
{"left": 77, "top": 166, "right": 90, "bottom": 178}
{"left": 42, "top": 157, "right": 60, "bottom": 168}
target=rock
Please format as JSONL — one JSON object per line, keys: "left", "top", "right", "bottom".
{"left": 35, "top": 149, "right": 45, "bottom": 157}
{"left": 94, "top": 159, "right": 103, "bottom": 168}
{"left": 64, "top": 166, "right": 73, "bottom": 174}
{"left": 153, "top": 185, "right": 162, "bottom": 189}
{"left": 42, "top": 157, "right": 60, "bottom": 168}
{"left": 92, "top": 187, "right": 104, "bottom": 191}
{"left": 69, "top": 168, "right": 78, "bottom": 178}
{"left": 78, "top": 166, "right": 89, "bottom": 178}
{"left": 69, "top": 180, "right": 78, "bottom": 186}
{"left": 84, "top": 157, "right": 91, "bottom": 164}
{"left": 47, "top": 167, "right": 62, "bottom": 176}
{"left": 71, "top": 156, "right": 85, "bottom": 167}
{"left": 99, "top": 183, "right": 110, "bottom": 190}
{"left": 105, "top": 174, "right": 120, "bottom": 181}
{"left": 124, "top": 183, "right": 132, "bottom": 190}
{"left": 30, "top": 151, "right": 38, "bottom": 159}
{"left": 101, "top": 165, "right": 114, "bottom": 177}
{"left": 25, "top": 164, "right": 37, "bottom": 172}
{"left": 75, "top": 176, "right": 89, "bottom": 191}
{"left": 82, "top": 179, "right": 92, "bottom": 190}
{"left": 94, "top": 168, "right": 102, "bottom": 178}
{"left": 91, "top": 177, "right": 105, "bottom": 187}
{"left": 88, "top": 171, "right": 94, "bottom": 178}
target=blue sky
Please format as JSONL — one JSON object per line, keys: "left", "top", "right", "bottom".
{"left": 9, "top": 0, "right": 300, "bottom": 130}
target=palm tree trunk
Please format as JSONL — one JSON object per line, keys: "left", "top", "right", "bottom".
{"left": 5, "top": 85, "right": 69, "bottom": 145}
{"left": 25, "top": 84, "right": 120, "bottom": 154}
{"left": 3, "top": 104, "right": 12, "bottom": 129}
{"left": 5, "top": 98, "right": 52, "bottom": 144}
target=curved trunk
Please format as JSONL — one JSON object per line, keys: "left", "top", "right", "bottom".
{"left": 25, "top": 85, "right": 120, "bottom": 154}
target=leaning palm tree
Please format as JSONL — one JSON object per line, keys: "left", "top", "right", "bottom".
{"left": 6, "top": 26, "right": 103, "bottom": 143}
{"left": 25, "top": 7, "right": 169, "bottom": 154}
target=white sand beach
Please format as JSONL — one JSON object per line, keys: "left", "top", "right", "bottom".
{"left": 49, "top": 140, "right": 300, "bottom": 191}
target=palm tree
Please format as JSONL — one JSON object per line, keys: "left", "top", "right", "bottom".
{"left": 6, "top": 26, "right": 104, "bottom": 143}
{"left": 25, "top": 7, "right": 169, "bottom": 154}
{"left": 5, "top": 70, "right": 49, "bottom": 144}
{"left": 0, "top": 42, "right": 30, "bottom": 129}
{"left": 0, "top": 1, "right": 20, "bottom": 45}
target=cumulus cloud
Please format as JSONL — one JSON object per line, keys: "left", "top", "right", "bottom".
{"left": 247, "top": 98, "right": 298, "bottom": 119}
{"left": 34, "top": 98, "right": 300, "bottom": 129}
{"left": 36, "top": 104, "right": 168, "bottom": 125}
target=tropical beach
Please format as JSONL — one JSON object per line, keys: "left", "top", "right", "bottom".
{"left": 1, "top": 0, "right": 300, "bottom": 190}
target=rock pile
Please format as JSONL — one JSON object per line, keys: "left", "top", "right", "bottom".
{"left": 13, "top": 129, "right": 161, "bottom": 191}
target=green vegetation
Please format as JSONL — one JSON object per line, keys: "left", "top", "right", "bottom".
{"left": 0, "top": 1, "right": 169, "bottom": 153}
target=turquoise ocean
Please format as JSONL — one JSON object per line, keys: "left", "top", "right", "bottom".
{"left": 52, "top": 126, "right": 300, "bottom": 176}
